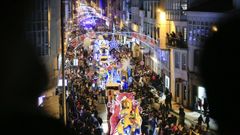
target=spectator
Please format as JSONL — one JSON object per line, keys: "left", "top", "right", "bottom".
{"left": 205, "top": 114, "right": 210, "bottom": 130}
{"left": 178, "top": 105, "right": 185, "bottom": 126}
{"left": 197, "top": 115, "right": 204, "bottom": 126}
{"left": 203, "top": 98, "right": 209, "bottom": 116}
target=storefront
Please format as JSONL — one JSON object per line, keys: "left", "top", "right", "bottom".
{"left": 189, "top": 73, "right": 207, "bottom": 110}
{"left": 175, "top": 78, "right": 188, "bottom": 106}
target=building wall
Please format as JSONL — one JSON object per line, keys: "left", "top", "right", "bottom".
{"left": 164, "top": 0, "right": 188, "bottom": 21}
{"left": 187, "top": 12, "right": 225, "bottom": 72}
{"left": 188, "top": 45, "right": 199, "bottom": 72}
{"left": 131, "top": 7, "right": 140, "bottom": 24}
{"left": 143, "top": 0, "right": 160, "bottom": 37}
{"left": 174, "top": 49, "right": 188, "bottom": 80}
{"left": 173, "top": 48, "right": 188, "bottom": 106}
{"left": 186, "top": 11, "right": 226, "bottom": 108}
{"left": 24, "top": 0, "right": 61, "bottom": 90}
{"left": 233, "top": 0, "right": 240, "bottom": 9}
{"left": 25, "top": 0, "right": 49, "bottom": 56}
{"left": 130, "top": 3, "right": 140, "bottom": 32}
{"left": 23, "top": 0, "right": 61, "bottom": 117}
{"left": 159, "top": 49, "right": 171, "bottom": 92}
{"left": 49, "top": 0, "right": 61, "bottom": 89}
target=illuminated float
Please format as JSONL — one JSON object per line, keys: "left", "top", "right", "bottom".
{"left": 107, "top": 92, "right": 142, "bottom": 135}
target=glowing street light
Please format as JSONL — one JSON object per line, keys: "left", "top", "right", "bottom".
{"left": 212, "top": 25, "right": 218, "bottom": 32}
{"left": 157, "top": 9, "right": 166, "bottom": 22}
{"left": 160, "top": 12, "right": 166, "bottom": 22}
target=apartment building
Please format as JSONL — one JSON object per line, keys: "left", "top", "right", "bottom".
{"left": 159, "top": 0, "right": 189, "bottom": 106}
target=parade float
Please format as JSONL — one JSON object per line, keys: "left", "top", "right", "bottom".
{"left": 107, "top": 92, "right": 142, "bottom": 135}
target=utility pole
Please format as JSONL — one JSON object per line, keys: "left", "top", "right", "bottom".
{"left": 61, "top": 0, "right": 67, "bottom": 126}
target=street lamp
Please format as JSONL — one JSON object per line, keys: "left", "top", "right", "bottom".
{"left": 157, "top": 9, "right": 166, "bottom": 24}
{"left": 212, "top": 25, "right": 218, "bottom": 32}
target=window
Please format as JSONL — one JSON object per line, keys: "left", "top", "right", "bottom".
{"left": 182, "top": 53, "right": 187, "bottom": 70}
{"left": 176, "top": 83, "right": 180, "bottom": 97}
{"left": 37, "top": 23, "right": 41, "bottom": 30}
{"left": 150, "top": 3, "right": 153, "bottom": 18}
{"left": 44, "top": 45, "right": 49, "bottom": 55}
{"left": 160, "top": 50, "right": 170, "bottom": 68}
{"left": 147, "top": 2, "right": 150, "bottom": 11}
{"left": 144, "top": 22, "right": 147, "bottom": 33}
{"left": 44, "top": 31, "right": 48, "bottom": 44}
{"left": 194, "top": 50, "right": 200, "bottom": 67}
{"left": 183, "top": 85, "right": 187, "bottom": 100}
{"left": 175, "top": 52, "right": 180, "bottom": 68}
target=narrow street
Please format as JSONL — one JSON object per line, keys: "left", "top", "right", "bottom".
{"left": 63, "top": 1, "right": 217, "bottom": 135}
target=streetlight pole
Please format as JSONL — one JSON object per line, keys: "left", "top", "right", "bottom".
{"left": 61, "top": 0, "right": 67, "bottom": 126}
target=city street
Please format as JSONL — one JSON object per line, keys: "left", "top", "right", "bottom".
{"left": 6, "top": 0, "right": 240, "bottom": 135}
{"left": 62, "top": 1, "right": 218, "bottom": 135}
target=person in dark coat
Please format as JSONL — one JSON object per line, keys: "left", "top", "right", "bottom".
{"left": 203, "top": 98, "right": 209, "bottom": 116}
{"left": 205, "top": 114, "right": 210, "bottom": 130}
{"left": 178, "top": 105, "right": 185, "bottom": 126}
{"left": 197, "top": 115, "right": 204, "bottom": 126}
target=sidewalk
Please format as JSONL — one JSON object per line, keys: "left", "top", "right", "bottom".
{"left": 171, "top": 101, "right": 218, "bottom": 132}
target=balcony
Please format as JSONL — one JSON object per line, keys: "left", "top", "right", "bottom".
{"left": 166, "top": 32, "right": 187, "bottom": 48}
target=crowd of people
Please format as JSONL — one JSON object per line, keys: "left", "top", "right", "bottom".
{"left": 62, "top": 10, "right": 213, "bottom": 134}
{"left": 63, "top": 34, "right": 212, "bottom": 134}
{"left": 65, "top": 45, "right": 104, "bottom": 135}
{"left": 122, "top": 57, "right": 211, "bottom": 135}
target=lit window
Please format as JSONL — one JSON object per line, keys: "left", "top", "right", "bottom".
{"left": 182, "top": 53, "right": 187, "bottom": 70}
